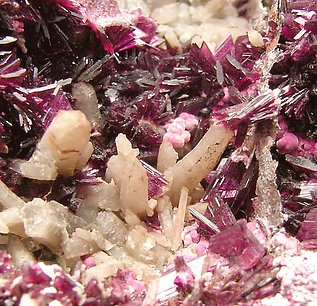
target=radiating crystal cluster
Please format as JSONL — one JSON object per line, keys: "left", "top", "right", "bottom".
{"left": 0, "top": 0, "right": 317, "bottom": 305}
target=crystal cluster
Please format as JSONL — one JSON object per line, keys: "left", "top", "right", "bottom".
{"left": 0, "top": 0, "right": 317, "bottom": 305}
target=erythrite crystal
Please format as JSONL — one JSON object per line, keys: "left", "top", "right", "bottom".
{"left": 140, "top": 160, "right": 168, "bottom": 199}
{"left": 276, "top": 132, "right": 299, "bottom": 154}
{"left": 178, "top": 113, "right": 199, "bottom": 131}
{"left": 215, "top": 89, "right": 280, "bottom": 128}
{"left": 0, "top": 252, "right": 14, "bottom": 274}
{"left": 209, "top": 219, "right": 265, "bottom": 270}
{"left": 204, "top": 191, "right": 236, "bottom": 233}
{"left": 164, "top": 113, "right": 198, "bottom": 148}
{"left": 1, "top": 0, "right": 317, "bottom": 304}
{"left": 296, "top": 208, "right": 317, "bottom": 241}
{"left": 203, "top": 155, "right": 258, "bottom": 217}
{"left": 174, "top": 256, "right": 195, "bottom": 294}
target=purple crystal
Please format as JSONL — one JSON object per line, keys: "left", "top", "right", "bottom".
{"left": 140, "top": 160, "right": 168, "bottom": 199}
{"left": 0, "top": 252, "right": 14, "bottom": 275}
{"left": 215, "top": 90, "right": 279, "bottom": 128}
{"left": 204, "top": 191, "right": 236, "bottom": 233}
{"left": 85, "top": 278, "right": 102, "bottom": 299}
{"left": 203, "top": 156, "right": 258, "bottom": 217}
{"left": 209, "top": 219, "right": 265, "bottom": 270}
{"left": 174, "top": 256, "right": 195, "bottom": 294}
{"left": 23, "top": 264, "right": 52, "bottom": 285}
{"left": 296, "top": 208, "right": 317, "bottom": 241}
